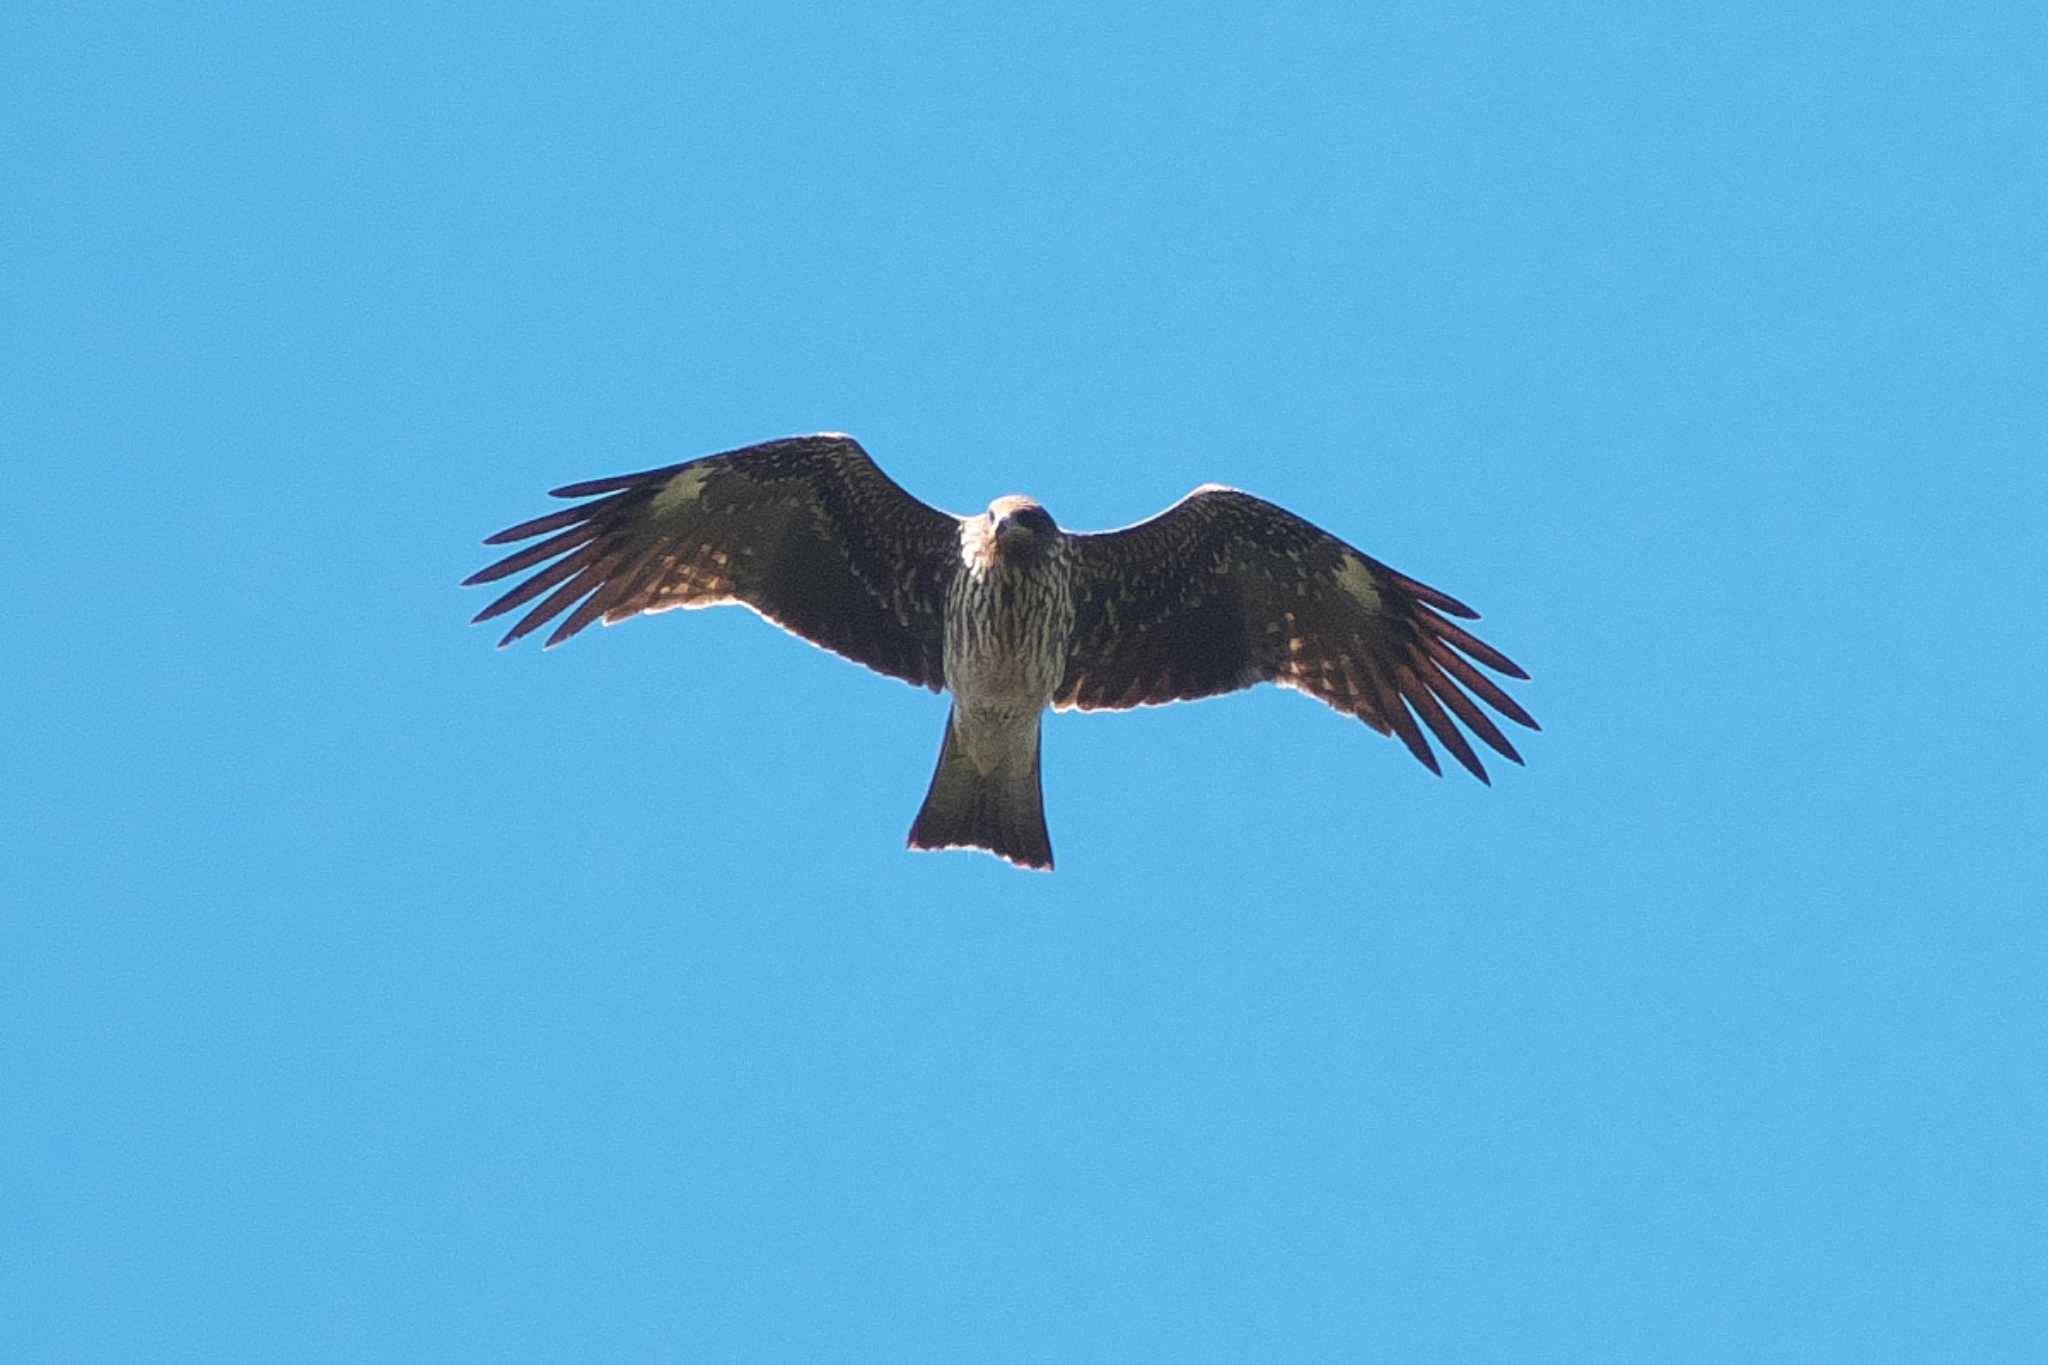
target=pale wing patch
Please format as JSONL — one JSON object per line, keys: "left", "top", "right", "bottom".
{"left": 651, "top": 465, "right": 713, "bottom": 515}
{"left": 1333, "top": 553, "right": 1382, "bottom": 610}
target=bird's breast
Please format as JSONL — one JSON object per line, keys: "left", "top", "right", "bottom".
{"left": 942, "top": 554, "right": 1077, "bottom": 712}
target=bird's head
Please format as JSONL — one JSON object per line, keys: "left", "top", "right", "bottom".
{"left": 985, "top": 496, "right": 1059, "bottom": 562}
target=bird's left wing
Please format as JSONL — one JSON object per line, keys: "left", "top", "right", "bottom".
{"left": 1055, "top": 486, "right": 1538, "bottom": 781}
{"left": 465, "top": 434, "right": 962, "bottom": 690}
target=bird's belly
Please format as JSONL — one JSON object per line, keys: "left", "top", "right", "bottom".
{"left": 943, "top": 642, "right": 1061, "bottom": 713}
{"left": 943, "top": 645, "right": 1058, "bottom": 777}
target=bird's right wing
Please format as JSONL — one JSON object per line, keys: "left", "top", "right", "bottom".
{"left": 1056, "top": 486, "right": 1537, "bottom": 782}
{"left": 464, "top": 434, "right": 962, "bottom": 690}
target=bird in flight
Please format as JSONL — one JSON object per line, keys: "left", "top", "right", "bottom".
{"left": 465, "top": 433, "right": 1537, "bottom": 870}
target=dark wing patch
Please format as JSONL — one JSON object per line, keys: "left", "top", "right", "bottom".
{"left": 464, "top": 434, "right": 961, "bottom": 690}
{"left": 1055, "top": 486, "right": 1537, "bottom": 781}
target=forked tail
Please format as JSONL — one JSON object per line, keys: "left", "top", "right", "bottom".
{"left": 906, "top": 710, "right": 1053, "bottom": 870}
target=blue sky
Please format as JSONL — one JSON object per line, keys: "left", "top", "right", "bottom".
{"left": 6, "top": 3, "right": 2044, "bottom": 1360}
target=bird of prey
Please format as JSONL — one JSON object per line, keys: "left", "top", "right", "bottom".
{"left": 465, "top": 433, "right": 1537, "bottom": 870}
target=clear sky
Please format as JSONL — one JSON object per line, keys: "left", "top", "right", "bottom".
{"left": 6, "top": 3, "right": 2044, "bottom": 1360}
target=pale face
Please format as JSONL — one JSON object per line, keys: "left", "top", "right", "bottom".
{"left": 987, "top": 497, "right": 1058, "bottom": 558}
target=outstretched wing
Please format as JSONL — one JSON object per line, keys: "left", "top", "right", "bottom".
{"left": 1055, "top": 486, "right": 1538, "bottom": 782}
{"left": 464, "top": 434, "right": 961, "bottom": 690}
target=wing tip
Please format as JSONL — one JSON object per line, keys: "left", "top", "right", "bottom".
{"left": 1429, "top": 593, "right": 1481, "bottom": 621}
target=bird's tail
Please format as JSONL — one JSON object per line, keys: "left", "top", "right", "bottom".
{"left": 907, "top": 710, "right": 1053, "bottom": 870}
